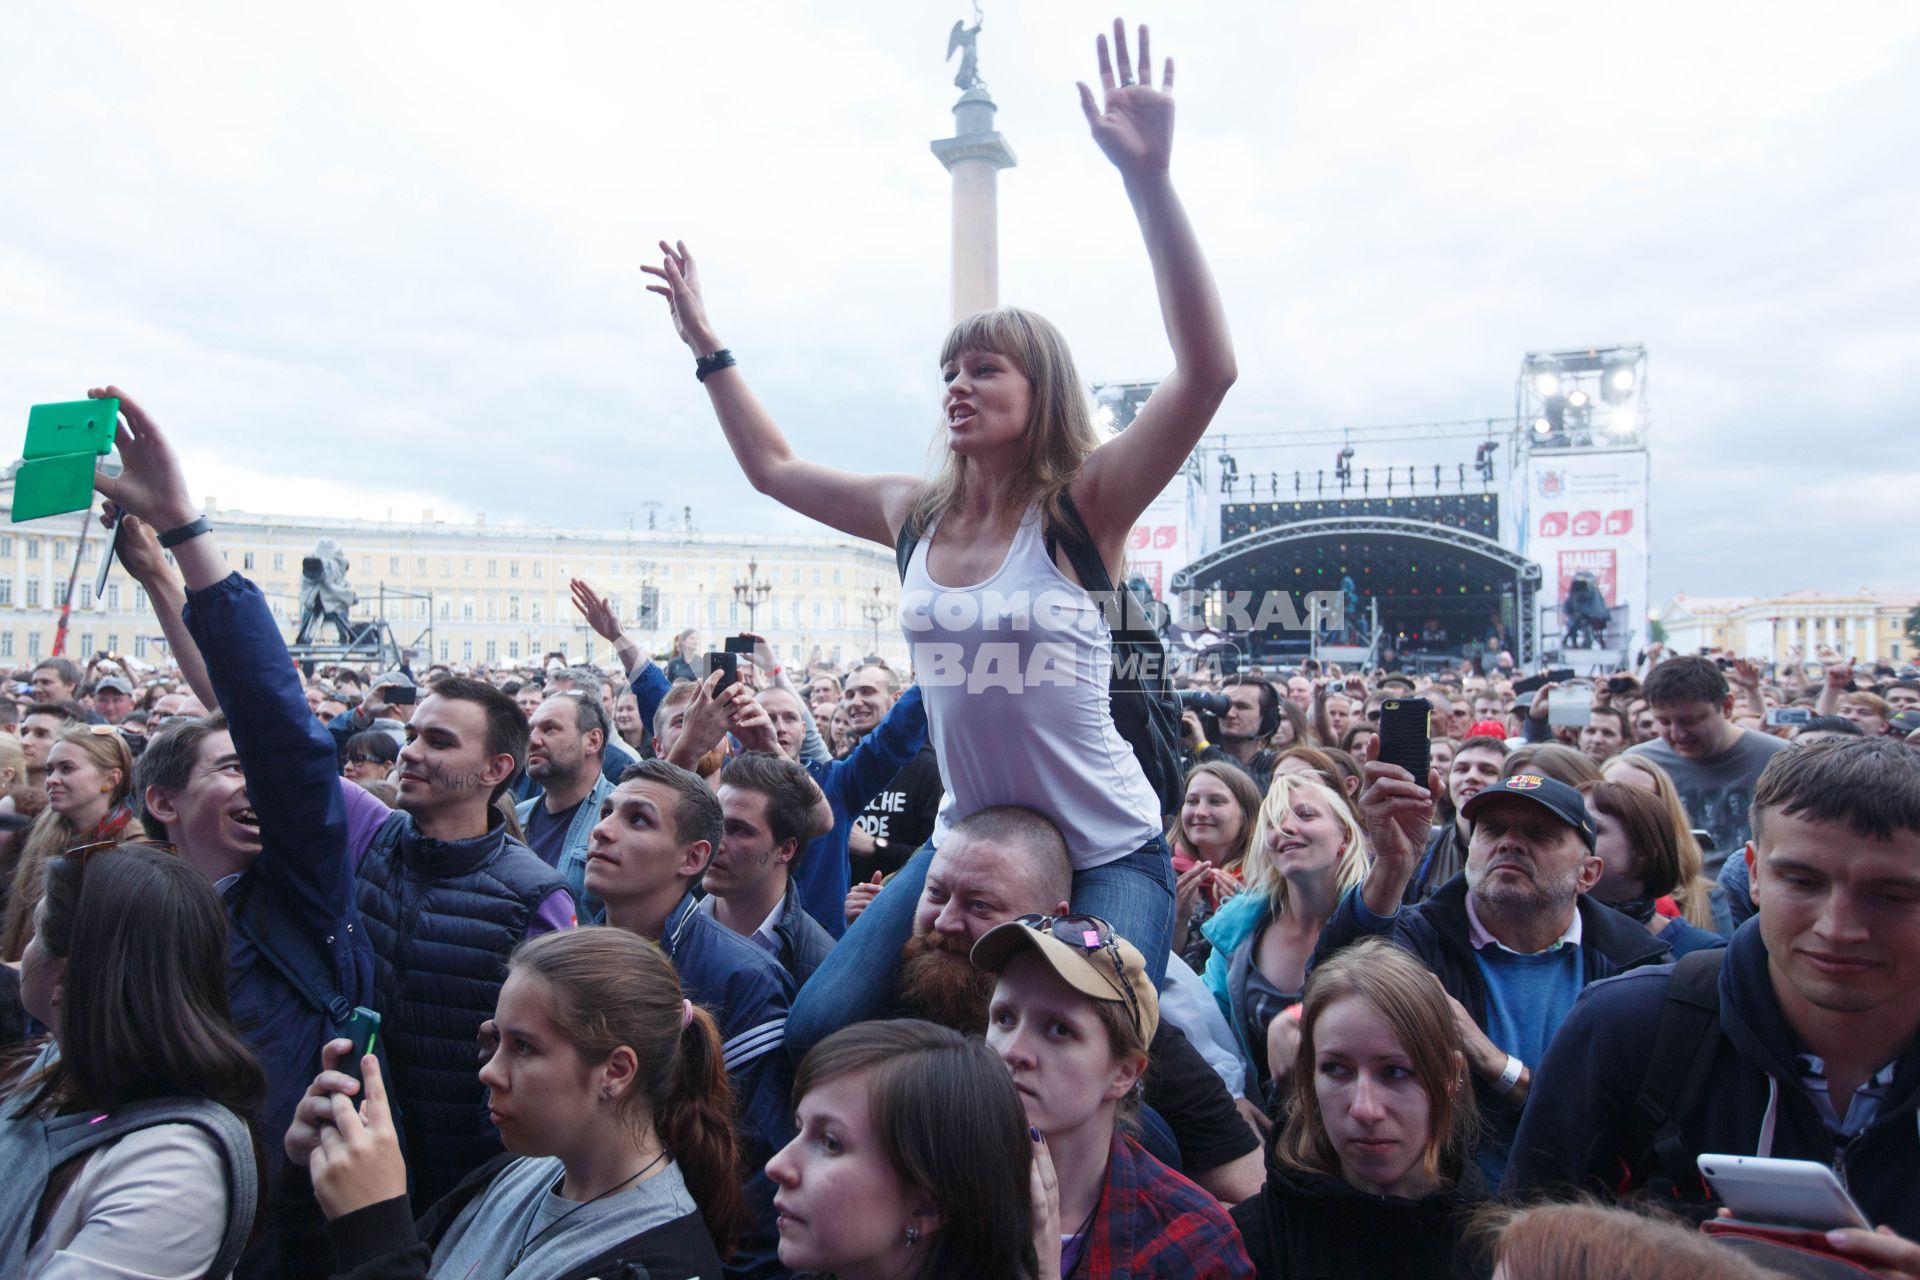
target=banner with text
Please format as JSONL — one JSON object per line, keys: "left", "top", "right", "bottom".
{"left": 1521, "top": 449, "right": 1650, "bottom": 656}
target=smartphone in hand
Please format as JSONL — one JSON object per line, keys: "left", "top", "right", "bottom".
{"left": 1698, "top": 1154, "right": 1870, "bottom": 1231}
{"left": 336, "top": 1006, "right": 383, "bottom": 1092}
{"left": 1377, "top": 698, "right": 1432, "bottom": 783}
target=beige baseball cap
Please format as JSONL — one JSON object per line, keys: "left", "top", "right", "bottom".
{"left": 971, "top": 915, "right": 1159, "bottom": 1043}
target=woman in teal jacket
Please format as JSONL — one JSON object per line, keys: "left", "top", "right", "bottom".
{"left": 1204, "top": 773, "right": 1370, "bottom": 1105}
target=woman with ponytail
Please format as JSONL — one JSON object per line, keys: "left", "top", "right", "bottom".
{"left": 284, "top": 927, "right": 741, "bottom": 1280}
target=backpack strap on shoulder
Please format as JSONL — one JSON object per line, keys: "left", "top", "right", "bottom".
{"left": 1633, "top": 947, "right": 1727, "bottom": 1192}
{"left": 225, "top": 876, "right": 355, "bottom": 1029}
{"left": 44, "top": 1097, "right": 258, "bottom": 1280}
{"left": 893, "top": 520, "right": 919, "bottom": 582}
{"left": 1045, "top": 490, "right": 1117, "bottom": 596}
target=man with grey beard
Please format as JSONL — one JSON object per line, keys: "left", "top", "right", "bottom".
{"left": 1315, "top": 763, "right": 1675, "bottom": 1184}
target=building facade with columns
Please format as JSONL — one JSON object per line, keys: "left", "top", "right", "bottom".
{"left": 1657, "top": 589, "right": 1919, "bottom": 666}
{"left": 0, "top": 474, "right": 905, "bottom": 675}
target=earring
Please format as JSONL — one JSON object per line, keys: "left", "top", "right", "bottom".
{"left": 905, "top": 1226, "right": 921, "bottom": 1248}
{"left": 99, "top": 784, "right": 111, "bottom": 794}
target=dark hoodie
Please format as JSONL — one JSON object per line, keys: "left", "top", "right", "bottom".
{"left": 1230, "top": 1162, "right": 1487, "bottom": 1280}
{"left": 1504, "top": 920, "right": 1920, "bottom": 1237}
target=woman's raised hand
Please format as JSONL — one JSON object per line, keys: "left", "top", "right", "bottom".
{"left": 641, "top": 240, "right": 720, "bottom": 355}
{"left": 1077, "top": 19, "right": 1174, "bottom": 181}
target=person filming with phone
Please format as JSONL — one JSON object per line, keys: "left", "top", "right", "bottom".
{"left": 1318, "top": 743, "right": 1672, "bottom": 1184}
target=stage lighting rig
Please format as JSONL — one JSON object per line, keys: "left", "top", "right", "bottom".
{"left": 1518, "top": 344, "right": 1647, "bottom": 451}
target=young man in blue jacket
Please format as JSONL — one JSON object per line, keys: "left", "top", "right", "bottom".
{"left": 93, "top": 388, "right": 372, "bottom": 1167}
{"left": 92, "top": 387, "right": 381, "bottom": 1277}
{"left": 587, "top": 758, "right": 794, "bottom": 1280}
{"left": 1506, "top": 737, "right": 1920, "bottom": 1246}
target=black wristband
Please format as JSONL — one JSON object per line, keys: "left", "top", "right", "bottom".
{"left": 157, "top": 516, "right": 212, "bottom": 549}
{"left": 695, "top": 348, "right": 737, "bottom": 383}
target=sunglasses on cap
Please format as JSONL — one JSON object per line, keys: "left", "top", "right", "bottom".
{"left": 1011, "top": 912, "right": 1144, "bottom": 1040}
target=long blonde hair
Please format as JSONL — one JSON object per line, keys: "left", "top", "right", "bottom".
{"left": 1241, "top": 773, "right": 1371, "bottom": 922}
{"left": 904, "top": 308, "right": 1101, "bottom": 541}
{"left": 0, "top": 726, "right": 134, "bottom": 961}
{"left": 1602, "top": 754, "right": 1716, "bottom": 930}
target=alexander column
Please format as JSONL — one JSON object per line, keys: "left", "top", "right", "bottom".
{"left": 931, "top": 6, "right": 1017, "bottom": 323}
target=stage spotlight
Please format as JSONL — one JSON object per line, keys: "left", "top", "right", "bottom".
{"left": 1605, "top": 407, "right": 1637, "bottom": 435}
{"left": 1566, "top": 389, "right": 1589, "bottom": 408}
{"left": 1474, "top": 440, "right": 1497, "bottom": 482}
{"left": 1600, "top": 354, "right": 1636, "bottom": 404}
{"left": 1533, "top": 370, "right": 1560, "bottom": 397}
{"left": 1093, "top": 404, "right": 1117, "bottom": 433}
{"left": 1334, "top": 446, "right": 1354, "bottom": 488}
{"left": 1533, "top": 417, "right": 1552, "bottom": 435}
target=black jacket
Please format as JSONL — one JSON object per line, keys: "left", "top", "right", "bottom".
{"left": 1230, "top": 1163, "right": 1487, "bottom": 1280}
{"left": 770, "top": 880, "right": 836, "bottom": 988}
{"left": 322, "top": 1152, "right": 724, "bottom": 1280}
{"left": 1505, "top": 921, "right": 1920, "bottom": 1237}
{"left": 1313, "top": 875, "right": 1674, "bottom": 1029}
{"left": 355, "top": 811, "right": 569, "bottom": 1211}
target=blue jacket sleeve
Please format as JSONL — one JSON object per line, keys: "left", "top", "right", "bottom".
{"left": 629, "top": 660, "right": 670, "bottom": 741}
{"left": 325, "top": 707, "right": 360, "bottom": 766}
{"left": 184, "top": 574, "right": 361, "bottom": 991}
{"left": 1309, "top": 884, "right": 1398, "bottom": 971}
{"left": 795, "top": 696, "right": 831, "bottom": 764}
{"left": 821, "top": 685, "right": 927, "bottom": 813}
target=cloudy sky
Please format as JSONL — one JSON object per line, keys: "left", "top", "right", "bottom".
{"left": 4, "top": 2, "right": 1915, "bottom": 601}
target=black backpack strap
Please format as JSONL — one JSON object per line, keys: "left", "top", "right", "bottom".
{"left": 1045, "top": 489, "right": 1118, "bottom": 596}
{"left": 44, "top": 1097, "right": 258, "bottom": 1279}
{"left": 226, "top": 878, "right": 354, "bottom": 1029}
{"left": 1632, "top": 947, "right": 1728, "bottom": 1191}
{"left": 894, "top": 521, "right": 919, "bottom": 582}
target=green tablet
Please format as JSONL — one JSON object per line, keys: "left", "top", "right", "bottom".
{"left": 14, "top": 398, "right": 117, "bottom": 524}
{"left": 12, "top": 454, "right": 100, "bottom": 523}
{"left": 25, "top": 398, "right": 117, "bottom": 460}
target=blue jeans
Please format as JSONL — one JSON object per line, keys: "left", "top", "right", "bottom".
{"left": 787, "top": 833, "right": 1175, "bottom": 1061}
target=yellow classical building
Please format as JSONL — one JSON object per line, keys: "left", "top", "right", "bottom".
{"left": 0, "top": 475, "right": 903, "bottom": 674}
{"left": 1656, "top": 589, "right": 1919, "bottom": 666}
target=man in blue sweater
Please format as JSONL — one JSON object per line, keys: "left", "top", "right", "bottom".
{"left": 588, "top": 759, "right": 793, "bottom": 1280}
{"left": 1316, "top": 755, "right": 1670, "bottom": 1182}
{"left": 1507, "top": 738, "right": 1920, "bottom": 1245}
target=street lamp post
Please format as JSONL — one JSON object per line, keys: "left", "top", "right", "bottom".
{"left": 861, "top": 583, "right": 891, "bottom": 661}
{"left": 733, "top": 557, "right": 772, "bottom": 635}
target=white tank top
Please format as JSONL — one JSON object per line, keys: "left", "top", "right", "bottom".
{"left": 901, "top": 506, "right": 1163, "bottom": 871}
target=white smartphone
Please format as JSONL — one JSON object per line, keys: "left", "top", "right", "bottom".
{"left": 1547, "top": 682, "right": 1594, "bottom": 728}
{"left": 93, "top": 508, "right": 121, "bottom": 603}
{"left": 1697, "top": 1154, "right": 1870, "bottom": 1230}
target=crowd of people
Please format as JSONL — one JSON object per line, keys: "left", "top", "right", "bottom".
{"left": 4, "top": 18, "right": 1919, "bottom": 1280}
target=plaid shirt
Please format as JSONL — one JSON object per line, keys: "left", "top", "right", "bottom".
{"left": 1077, "top": 1133, "right": 1254, "bottom": 1279}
